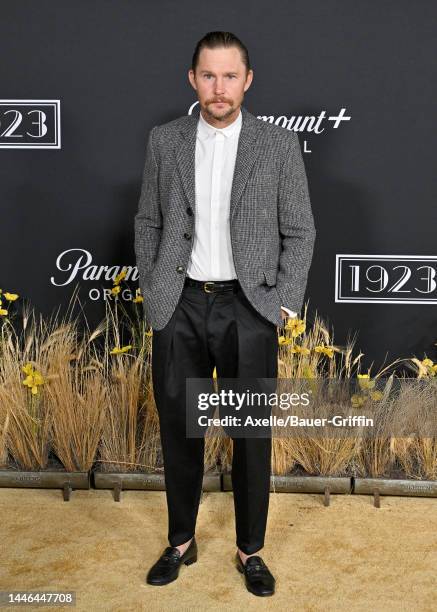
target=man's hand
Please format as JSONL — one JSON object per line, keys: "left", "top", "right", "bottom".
{"left": 281, "top": 306, "right": 297, "bottom": 322}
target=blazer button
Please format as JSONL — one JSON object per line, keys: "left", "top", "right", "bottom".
{"left": 186, "top": 206, "right": 193, "bottom": 216}
{"left": 184, "top": 232, "right": 192, "bottom": 240}
{"left": 176, "top": 265, "right": 184, "bottom": 273}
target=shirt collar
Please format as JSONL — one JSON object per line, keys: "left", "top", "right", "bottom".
{"left": 197, "top": 108, "right": 242, "bottom": 141}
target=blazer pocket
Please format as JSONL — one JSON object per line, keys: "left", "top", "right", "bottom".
{"left": 263, "top": 268, "right": 277, "bottom": 287}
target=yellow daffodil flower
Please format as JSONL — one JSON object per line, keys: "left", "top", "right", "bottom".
{"left": 22, "top": 363, "right": 45, "bottom": 395}
{"left": 278, "top": 335, "right": 293, "bottom": 345}
{"left": 314, "top": 345, "right": 335, "bottom": 358}
{"left": 0, "top": 309, "right": 8, "bottom": 316}
{"left": 113, "top": 269, "right": 127, "bottom": 285}
{"left": 290, "top": 345, "right": 311, "bottom": 355}
{"left": 4, "top": 292, "right": 19, "bottom": 301}
{"left": 133, "top": 295, "right": 143, "bottom": 303}
{"left": 284, "top": 318, "right": 306, "bottom": 337}
{"left": 357, "top": 373, "right": 375, "bottom": 390}
{"left": 22, "top": 363, "right": 35, "bottom": 376}
{"left": 110, "top": 345, "right": 132, "bottom": 355}
{"left": 410, "top": 357, "right": 434, "bottom": 378}
{"left": 351, "top": 393, "right": 365, "bottom": 407}
{"left": 111, "top": 285, "right": 121, "bottom": 296}
{"left": 421, "top": 359, "right": 436, "bottom": 377}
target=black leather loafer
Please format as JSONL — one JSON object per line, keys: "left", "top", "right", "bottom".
{"left": 146, "top": 538, "right": 197, "bottom": 585}
{"left": 235, "top": 552, "right": 275, "bottom": 596}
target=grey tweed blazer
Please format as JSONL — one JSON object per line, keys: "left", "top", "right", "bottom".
{"left": 134, "top": 104, "right": 316, "bottom": 330}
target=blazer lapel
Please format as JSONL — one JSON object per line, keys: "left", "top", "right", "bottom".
{"left": 229, "top": 106, "right": 263, "bottom": 219}
{"left": 176, "top": 105, "right": 263, "bottom": 218}
{"left": 175, "top": 113, "right": 198, "bottom": 213}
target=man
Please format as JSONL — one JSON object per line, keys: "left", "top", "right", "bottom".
{"left": 134, "top": 31, "right": 316, "bottom": 597}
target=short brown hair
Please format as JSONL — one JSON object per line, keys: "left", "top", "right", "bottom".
{"left": 192, "top": 31, "right": 251, "bottom": 74}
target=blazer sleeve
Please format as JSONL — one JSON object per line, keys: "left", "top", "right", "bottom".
{"left": 275, "top": 132, "right": 316, "bottom": 314}
{"left": 134, "top": 126, "right": 162, "bottom": 285}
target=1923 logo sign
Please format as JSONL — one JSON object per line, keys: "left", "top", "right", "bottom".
{"left": 335, "top": 255, "right": 437, "bottom": 304}
{"left": 0, "top": 99, "right": 61, "bottom": 148}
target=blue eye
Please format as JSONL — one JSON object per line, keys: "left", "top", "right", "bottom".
{"left": 203, "top": 74, "right": 236, "bottom": 79}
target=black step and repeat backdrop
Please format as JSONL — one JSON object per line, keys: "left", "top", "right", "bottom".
{"left": 1, "top": 1, "right": 436, "bottom": 372}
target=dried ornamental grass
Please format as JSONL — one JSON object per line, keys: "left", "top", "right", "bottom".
{"left": 97, "top": 292, "right": 156, "bottom": 472}
{"left": 0, "top": 305, "right": 54, "bottom": 469}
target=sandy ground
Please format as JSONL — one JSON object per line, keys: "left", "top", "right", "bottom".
{"left": 1, "top": 487, "right": 436, "bottom": 611}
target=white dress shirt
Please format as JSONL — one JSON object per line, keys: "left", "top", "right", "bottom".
{"left": 187, "top": 109, "right": 297, "bottom": 320}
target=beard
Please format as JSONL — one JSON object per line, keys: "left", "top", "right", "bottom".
{"left": 201, "top": 98, "right": 241, "bottom": 123}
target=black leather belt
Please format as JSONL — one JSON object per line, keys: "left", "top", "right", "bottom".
{"left": 184, "top": 277, "right": 239, "bottom": 293}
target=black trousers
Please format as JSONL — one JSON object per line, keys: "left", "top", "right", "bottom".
{"left": 151, "top": 278, "right": 278, "bottom": 555}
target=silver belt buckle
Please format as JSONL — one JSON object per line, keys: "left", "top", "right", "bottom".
{"left": 203, "top": 281, "right": 215, "bottom": 293}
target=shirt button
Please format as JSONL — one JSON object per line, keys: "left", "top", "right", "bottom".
{"left": 183, "top": 232, "right": 192, "bottom": 240}
{"left": 186, "top": 206, "right": 193, "bottom": 216}
{"left": 176, "top": 266, "right": 184, "bottom": 273}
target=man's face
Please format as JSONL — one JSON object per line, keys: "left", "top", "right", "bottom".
{"left": 188, "top": 46, "right": 253, "bottom": 123}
